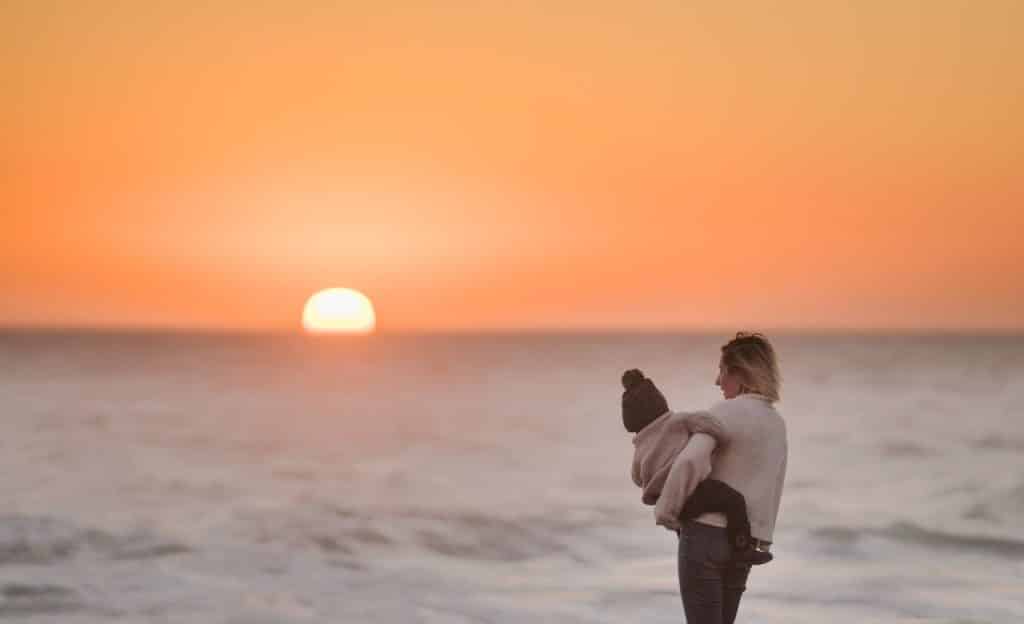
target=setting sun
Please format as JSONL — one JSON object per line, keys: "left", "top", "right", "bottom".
{"left": 302, "top": 288, "right": 376, "bottom": 334}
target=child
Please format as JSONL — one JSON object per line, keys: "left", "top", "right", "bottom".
{"left": 623, "top": 368, "right": 772, "bottom": 566}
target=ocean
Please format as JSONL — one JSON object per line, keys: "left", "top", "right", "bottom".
{"left": 1, "top": 330, "right": 1022, "bottom": 623}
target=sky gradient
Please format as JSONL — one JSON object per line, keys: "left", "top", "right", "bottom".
{"left": 3, "top": 1, "right": 1022, "bottom": 332}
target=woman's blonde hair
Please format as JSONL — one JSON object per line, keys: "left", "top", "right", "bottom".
{"left": 720, "top": 332, "right": 781, "bottom": 402}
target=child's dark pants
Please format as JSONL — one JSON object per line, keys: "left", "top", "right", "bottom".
{"left": 679, "top": 479, "right": 754, "bottom": 550}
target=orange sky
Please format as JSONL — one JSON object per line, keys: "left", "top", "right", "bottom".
{"left": 3, "top": 1, "right": 1022, "bottom": 332}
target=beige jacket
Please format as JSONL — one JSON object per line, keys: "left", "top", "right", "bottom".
{"left": 631, "top": 409, "right": 725, "bottom": 513}
{"left": 651, "top": 394, "right": 788, "bottom": 542}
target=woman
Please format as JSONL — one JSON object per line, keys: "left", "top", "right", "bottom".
{"left": 659, "top": 332, "right": 788, "bottom": 624}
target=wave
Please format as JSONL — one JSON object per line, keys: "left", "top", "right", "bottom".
{"left": 410, "top": 513, "right": 573, "bottom": 562}
{"left": 12, "top": 503, "right": 1023, "bottom": 574}
{"left": 85, "top": 529, "right": 191, "bottom": 560}
{"left": 878, "top": 440, "right": 939, "bottom": 458}
{"left": 879, "top": 522, "right": 1024, "bottom": 558}
{"left": 385, "top": 506, "right": 629, "bottom": 562}
{"left": 971, "top": 434, "right": 1024, "bottom": 452}
{"left": 274, "top": 508, "right": 573, "bottom": 562}
{"left": 810, "top": 521, "right": 1024, "bottom": 559}
{"left": 0, "top": 583, "right": 82, "bottom": 617}
{"left": 225, "top": 502, "right": 631, "bottom": 565}
{"left": 0, "top": 514, "right": 190, "bottom": 565}
{"left": 0, "top": 516, "right": 78, "bottom": 565}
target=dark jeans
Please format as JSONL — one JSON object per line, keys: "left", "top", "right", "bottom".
{"left": 677, "top": 520, "right": 751, "bottom": 624}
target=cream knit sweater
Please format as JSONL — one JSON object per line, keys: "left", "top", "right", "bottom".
{"left": 641, "top": 393, "right": 788, "bottom": 542}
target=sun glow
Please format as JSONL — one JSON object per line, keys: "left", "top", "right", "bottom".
{"left": 302, "top": 288, "right": 376, "bottom": 334}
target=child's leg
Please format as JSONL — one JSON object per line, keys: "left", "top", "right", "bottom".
{"left": 682, "top": 479, "right": 753, "bottom": 549}
{"left": 678, "top": 479, "right": 724, "bottom": 521}
{"left": 709, "top": 482, "right": 754, "bottom": 550}
{"left": 682, "top": 479, "right": 773, "bottom": 566}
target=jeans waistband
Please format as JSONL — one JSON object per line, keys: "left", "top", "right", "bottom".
{"left": 678, "top": 520, "right": 773, "bottom": 550}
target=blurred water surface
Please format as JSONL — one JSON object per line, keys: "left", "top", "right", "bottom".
{"left": 1, "top": 330, "right": 1022, "bottom": 622}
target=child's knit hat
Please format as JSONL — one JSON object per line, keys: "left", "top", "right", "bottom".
{"left": 621, "top": 368, "right": 670, "bottom": 433}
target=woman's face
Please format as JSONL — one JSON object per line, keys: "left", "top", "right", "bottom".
{"left": 715, "top": 360, "right": 743, "bottom": 399}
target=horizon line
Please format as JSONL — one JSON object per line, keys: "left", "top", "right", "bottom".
{"left": 0, "top": 323, "right": 1021, "bottom": 337}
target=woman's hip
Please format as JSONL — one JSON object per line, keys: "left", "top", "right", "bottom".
{"left": 677, "top": 520, "right": 734, "bottom": 567}
{"left": 677, "top": 519, "right": 752, "bottom": 623}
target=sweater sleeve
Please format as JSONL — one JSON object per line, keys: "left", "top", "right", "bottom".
{"left": 653, "top": 432, "right": 717, "bottom": 530}
{"left": 676, "top": 409, "right": 729, "bottom": 447}
{"left": 630, "top": 442, "right": 643, "bottom": 488}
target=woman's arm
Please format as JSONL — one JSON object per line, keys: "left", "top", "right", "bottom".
{"left": 675, "top": 410, "right": 729, "bottom": 447}
{"left": 653, "top": 432, "right": 717, "bottom": 530}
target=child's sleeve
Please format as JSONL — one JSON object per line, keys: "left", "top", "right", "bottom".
{"left": 630, "top": 443, "right": 643, "bottom": 488}
{"left": 653, "top": 432, "right": 716, "bottom": 531}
